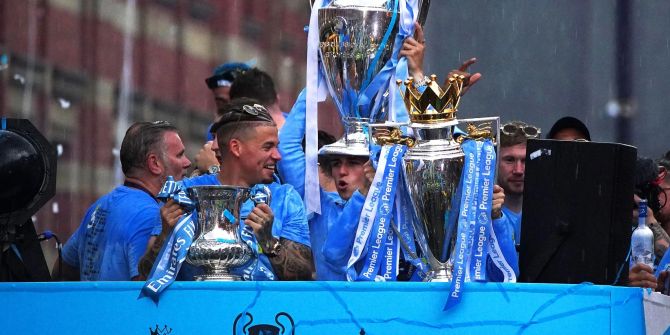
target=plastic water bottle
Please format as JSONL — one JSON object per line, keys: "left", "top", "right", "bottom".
{"left": 631, "top": 199, "right": 655, "bottom": 268}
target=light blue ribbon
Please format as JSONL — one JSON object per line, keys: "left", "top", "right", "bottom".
{"left": 140, "top": 176, "right": 196, "bottom": 302}
{"left": 445, "top": 140, "right": 478, "bottom": 310}
{"left": 359, "top": 0, "right": 418, "bottom": 123}
{"left": 304, "top": 0, "right": 329, "bottom": 215}
{"left": 351, "top": 144, "right": 406, "bottom": 281}
{"left": 358, "top": 0, "right": 400, "bottom": 119}
{"left": 395, "top": 168, "right": 428, "bottom": 280}
{"left": 380, "top": 227, "right": 400, "bottom": 281}
{"left": 469, "top": 140, "right": 495, "bottom": 282}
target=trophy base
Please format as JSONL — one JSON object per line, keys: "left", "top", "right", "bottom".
{"left": 194, "top": 269, "right": 241, "bottom": 281}
{"left": 318, "top": 137, "right": 369, "bottom": 157}
{"left": 425, "top": 267, "right": 453, "bottom": 282}
{"left": 318, "top": 117, "right": 370, "bottom": 157}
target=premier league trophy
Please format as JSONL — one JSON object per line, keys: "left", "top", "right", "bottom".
{"left": 317, "top": 0, "right": 400, "bottom": 156}
{"left": 398, "top": 74, "right": 496, "bottom": 282}
{"left": 186, "top": 186, "right": 265, "bottom": 281}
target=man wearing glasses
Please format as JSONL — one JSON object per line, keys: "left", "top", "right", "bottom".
{"left": 57, "top": 121, "right": 192, "bottom": 281}
{"left": 140, "top": 98, "right": 313, "bottom": 281}
{"left": 497, "top": 121, "right": 541, "bottom": 247}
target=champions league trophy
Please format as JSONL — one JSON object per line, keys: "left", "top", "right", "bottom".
{"left": 186, "top": 186, "right": 271, "bottom": 281}
{"left": 317, "top": 0, "right": 431, "bottom": 155}
{"left": 397, "top": 75, "right": 497, "bottom": 282}
{"left": 317, "top": 0, "right": 400, "bottom": 156}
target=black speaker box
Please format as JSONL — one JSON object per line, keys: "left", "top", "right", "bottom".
{"left": 519, "top": 139, "right": 636, "bottom": 285}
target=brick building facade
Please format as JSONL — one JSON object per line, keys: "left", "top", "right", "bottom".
{"left": 0, "top": 0, "right": 337, "bottom": 267}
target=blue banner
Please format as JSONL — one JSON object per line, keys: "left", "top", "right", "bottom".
{"left": 351, "top": 144, "right": 407, "bottom": 281}
{"left": 395, "top": 167, "right": 428, "bottom": 280}
{"left": 140, "top": 177, "right": 196, "bottom": 302}
{"left": 470, "top": 140, "right": 495, "bottom": 282}
{"left": 445, "top": 140, "right": 478, "bottom": 310}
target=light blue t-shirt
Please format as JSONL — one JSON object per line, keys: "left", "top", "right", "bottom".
{"left": 153, "top": 174, "right": 310, "bottom": 281}
{"left": 487, "top": 209, "right": 521, "bottom": 281}
{"left": 656, "top": 248, "right": 670, "bottom": 277}
{"left": 62, "top": 186, "right": 159, "bottom": 280}
{"left": 501, "top": 205, "right": 522, "bottom": 247}
{"left": 277, "top": 89, "right": 365, "bottom": 280}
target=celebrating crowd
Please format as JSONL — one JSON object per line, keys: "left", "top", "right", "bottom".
{"left": 54, "top": 20, "right": 670, "bottom": 296}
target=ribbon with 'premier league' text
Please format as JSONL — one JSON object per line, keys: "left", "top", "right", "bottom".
{"left": 445, "top": 140, "right": 478, "bottom": 310}
{"left": 140, "top": 177, "right": 196, "bottom": 302}
{"left": 469, "top": 140, "right": 496, "bottom": 282}
{"left": 394, "top": 167, "right": 428, "bottom": 281}
{"left": 346, "top": 144, "right": 406, "bottom": 281}
{"left": 463, "top": 141, "right": 481, "bottom": 283}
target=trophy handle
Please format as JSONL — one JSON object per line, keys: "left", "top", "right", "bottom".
{"left": 458, "top": 116, "right": 501, "bottom": 181}
{"left": 250, "top": 185, "right": 272, "bottom": 206}
{"left": 417, "top": 0, "right": 431, "bottom": 27}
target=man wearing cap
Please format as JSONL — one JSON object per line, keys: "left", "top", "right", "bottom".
{"left": 192, "top": 62, "right": 250, "bottom": 176}
{"left": 139, "top": 98, "right": 312, "bottom": 281}
{"left": 205, "top": 62, "right": 251, "bottom": 110}
{"left": 546, "top": 116, "right": 591, "bottom": 141}
{"left": 58, "top": 121, "right": 191, "bottom": 281}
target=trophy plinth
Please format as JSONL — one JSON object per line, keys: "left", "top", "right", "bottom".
{"left": 186, "top": 186, "right": 252, "bottom": 281}
{"left": 318, "top": 117, "right": 370, "bottom": 157}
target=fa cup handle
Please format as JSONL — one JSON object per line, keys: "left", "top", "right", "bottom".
{"left": 250, "top": 185, "right": 272, "bottom": 206}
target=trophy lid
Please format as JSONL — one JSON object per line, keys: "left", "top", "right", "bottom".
{"left": 329, "top": 0, "right": 390, "bottom": 8}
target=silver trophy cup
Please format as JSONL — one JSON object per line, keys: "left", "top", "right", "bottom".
{"left": 185, "top": 186, "right": 252, "bottom": 281}
{"left": 387, "top": 74, "right": 496, "bottom": 282}
{"left": 318, "top": 0, "right": 399, "bottom": 156}
{"left": 404, "top": 123, "right": 464, "bottom": 281}
{"left": 317, "top": 0, "right": 431, "bottom": 156}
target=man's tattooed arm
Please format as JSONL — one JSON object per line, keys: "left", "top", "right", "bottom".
{"left": 266, "top": 238, "right": 314, "bottom": 281}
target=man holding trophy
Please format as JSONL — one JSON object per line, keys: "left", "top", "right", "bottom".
{"left": 139, "top": 98, "right": 312, "bottom": 295}
{"left": 301, "top": 1, "right": 517, "bottom": 307}
{"left": 277, "top": 12, "right": 427, "bottom": 281}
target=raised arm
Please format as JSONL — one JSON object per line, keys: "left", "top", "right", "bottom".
{"left": 278, "top": 89, "right": 308, "bottom": 197}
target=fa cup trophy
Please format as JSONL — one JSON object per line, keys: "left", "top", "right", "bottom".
{"left": 186, "top": 186, "right": 270, "bottom": 281}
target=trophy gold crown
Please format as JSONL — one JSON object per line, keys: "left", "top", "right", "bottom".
{"left": 397, "top": 74, "right": 466, "bottom": 124}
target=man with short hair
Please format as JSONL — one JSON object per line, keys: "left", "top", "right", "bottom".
{"left": 497, "top": 121, "right": 540, "bottom": 246}
{"left": 194, "top": 62, "right": 250, "bottom": 175}
{"left": 230, "top": 68, "right": 287, "bottom": 129}
{"left": 277, "top": 86, "right": 375, "bottom": 280}
{"left": 139, "top": 98, "right": 313, "bottom": 281}
{"left": 58, "top": 121, "right": 191, "bottom": 281}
